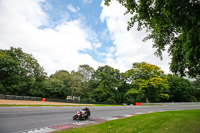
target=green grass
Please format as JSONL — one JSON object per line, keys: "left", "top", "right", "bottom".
{"left": 58, "top": 110, "right": 200, "bottom": 133}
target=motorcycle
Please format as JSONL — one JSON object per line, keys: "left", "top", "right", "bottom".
{"left": 73, "top": 107, "right": 91, "bottom": 120}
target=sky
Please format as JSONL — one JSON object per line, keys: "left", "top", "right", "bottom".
{"left": 0, "top": 0, "right": 171, "bottom": 75}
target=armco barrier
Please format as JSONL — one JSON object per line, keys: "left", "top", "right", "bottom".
{"left": 6, "top": 95, "right": 16, "bottom": 100}
{"left": 37, "top": 97, "right": 43, "bottom": 101}
{"left": 23, "top": 96, "right": 31, "bottom": 100}
{"left": 30, "top": 97, "right": 38, "bottom": 101}
{"left": 15, "top": 96, "right": 23, "bottom": 100}
{"left": 46, "top": 98, "right": 66, "bottom": 102}
{"left": 0, "top": 94, "right": 6, "bottom": 99}
{"left": 0, "top": 94, "right": 43, "bottom": 101}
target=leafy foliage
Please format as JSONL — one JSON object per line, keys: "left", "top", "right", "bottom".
{"left": 167, "top": 74, "right": 197, "bottom": 102}
{"left": 192, "top": 76, "right": 200, "bottom": 101}
{"left": 93, "top": 65, "right": 122, "bottom": 103}
{"left": 44, "top": 78, "right": 66, "bottom": 98}
{"left": 125, "top": 62, "right": 169, "bottom": 103}
{"left": 49, "top": 70, "right": 71, "bottom": 98}
{"left": 125, "top": 88, "right": 142, "bottom": 104}
{"left": 0, "top": 47, "right": 46, "bottom": 96}
{"left": 77, "top": 65, "right": 95, "bottom": 102}
{"left": 0, "top": 47, "right": 199, "bottom": 103}
{"left": 105, "top": 0, "right": 200, "bottom": 77}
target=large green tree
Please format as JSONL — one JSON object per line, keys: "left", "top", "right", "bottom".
{"left": 77, "top": 64, "right": 95, "bottom": 102}
{"left": 124, "top": 88, "right": 143, "bottom": 104}
{"left": 125, "top": 62, "right": 169, "bottom": 103}
{"left": 115, "top": 73, "right": 130, "bottom": 103}
{"left": 78, "top": 64, "right": 95, "bottom": 82}
{"left": 192, "top": 76, "right": 200, "bottom": 101}
{"left": 0, "top": 47, "right": 46, "bottom": 96}
{"left": 105, "top": 0, "right": 200, "bottom": 77}
{"left": 69, "top": 71, "right": 83, "bottom": 97}
{"left": 44, "top": 78, "right": 66, "bottom": 99}
{"left": 49, "top": 70, "right": 71, "bottom": 98}
{"left": 167, "top": 74, "right": 197, "bottom": 102}
{"left": 93, "top": 65, "right": 122, "bottom": 103}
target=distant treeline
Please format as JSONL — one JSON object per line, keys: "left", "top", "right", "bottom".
{"left": 0, "top": 47, "right": 200, "bottom": 103}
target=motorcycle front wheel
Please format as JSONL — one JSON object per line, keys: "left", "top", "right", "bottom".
{"left": 73, "top": 115, "right": 78, "bottom": 120}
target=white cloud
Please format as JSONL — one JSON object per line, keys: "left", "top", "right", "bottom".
{"left": 93, "top": 42, "right": 102, "bottom": 48}
{"left": 0, "top": 0, "right": 171, "bottom": 76}
{"left": 0, "top": 0, "right": 100, "bottom": 75}
{"left": 66, "top": 4, "right": 79, "bottom": 13}
{"left": 100, "top": 1, "right": 171, "bottom": 73}
{"left": 83, "top": 0, "right": 93, "bottom": 4}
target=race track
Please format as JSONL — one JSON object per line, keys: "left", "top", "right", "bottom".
{"left": 0, "top": 105, "right": 200, "bottom": 133}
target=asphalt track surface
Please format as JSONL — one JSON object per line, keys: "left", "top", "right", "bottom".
{"left": 0, "top": 105, "right": 200, "bottom": 133}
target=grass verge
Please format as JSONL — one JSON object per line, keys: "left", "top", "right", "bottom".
{"left": 57, "top": 109, "right": 200, "bottom": 133}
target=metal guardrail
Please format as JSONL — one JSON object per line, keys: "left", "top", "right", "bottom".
{"left": 1, "top": 94, "right": 199, "bottom": 105}
{"left": 0, "top": 94, "right": 42, "bottom": 101}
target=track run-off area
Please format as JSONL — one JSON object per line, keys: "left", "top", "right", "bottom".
{"left": 0, "top": 104, "right": 200, "bottom": 133}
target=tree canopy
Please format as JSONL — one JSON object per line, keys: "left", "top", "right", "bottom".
{"left": 1, "top": 47, "right": 199, "bottom": 103}
{"left": 93, "top": 65, "right": 122, "bottom": 103}
{"left": 0, "top": 47, "right": 46, "bottom": 96}
{"left": 167, "top": 74, "right": 197, "bottom": 102}
{"left": 125, "top": 62, "right": 169, "bottom": 103}
{"left": 105, "top": 0, "right": 200, "bottom": 77}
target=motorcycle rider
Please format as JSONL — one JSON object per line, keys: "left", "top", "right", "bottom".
{"left": 83, "top": 107, "right": 91, "bottom": 117}
{"left": 81, "top": 107, "right": 89, "bottom": 114}
{"left": 73, "top": 106, "right": 91, "bottom": 120}
{"left": 83, "top": 107, "right": 89, "bottom": 112}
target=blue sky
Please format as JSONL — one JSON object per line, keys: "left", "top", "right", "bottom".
{"left": 40, "top": 0, "right": 113, "bottom": 63}
{"left": 0, "top": 0, "right": 171, "bottom": 75}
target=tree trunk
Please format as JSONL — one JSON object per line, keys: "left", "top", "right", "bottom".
{"left": 146, "top": 94, "right": 149, "bottom": 103}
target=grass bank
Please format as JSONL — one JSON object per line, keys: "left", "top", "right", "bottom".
{"left": 58, "top": 109, "right": 200, "bottom": 133}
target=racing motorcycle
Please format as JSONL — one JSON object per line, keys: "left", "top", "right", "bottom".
{"left": 73, "top": 107, "right": 91, "bottom": 120}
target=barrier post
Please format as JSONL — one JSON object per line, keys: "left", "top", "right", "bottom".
{"left": 136, "top": 102, "right": 141, "bottom": 105}
{"left": 42, "top": 98, "right": 46, "bottom": 101}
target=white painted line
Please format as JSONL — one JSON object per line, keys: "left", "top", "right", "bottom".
{"left": 104, "top": 117, "right": 119, "bottom": 120}
{"left": 88, "top": 121, "right": 97, "bottom": 124}
{"left": 73, "top": 120, "right": 96, "bottom": 126}
{"left": 135, "top": 112, "right": 143, "bottom": 114}
{"left": 121, "top": 114, "right": 133, "bottom": 117}
{"left": 146, "top": 111, "right": 155, "bottom": 113}
{"left": 73, "top": 122, "right": 87, "bottom": 126}
{"left": 20, "top": 127, "right": 55, "bottom": 133}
